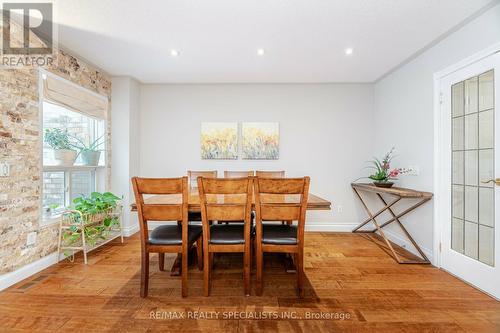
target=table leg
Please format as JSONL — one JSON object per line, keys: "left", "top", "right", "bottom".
{"left": 284, "top": 253, "right": 296, "bottom": 273}
{"left": 352, "top": 188, "right": 401, "bottom": 232}
{"left": 376, "top": 194, "right": 431, "bottom": 263}
{"left": 352, "top": 188, "right": 403, "bottom": 263}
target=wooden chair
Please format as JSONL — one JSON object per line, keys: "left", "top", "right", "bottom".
{"left": 254, "top": 177, "right": 310, "bottom": 297}
{"left": 255, "top": 170, "right": 285, "bottom": 178}
{"left": 131, "top": 177, "right": 203, "bottom": 298}
{"left": 224, "top": 171, "right": 254, "bottom": 178}
{"left": 197, "top": 177, "right": 253, "bottom": 296}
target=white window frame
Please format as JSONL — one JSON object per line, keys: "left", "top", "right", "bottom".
{"left": 39, "top": 69, "right": 108, "bottom": 226}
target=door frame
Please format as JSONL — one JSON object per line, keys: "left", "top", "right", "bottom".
{"left": 433, "top": 41, "right": 500, "bottom": 268}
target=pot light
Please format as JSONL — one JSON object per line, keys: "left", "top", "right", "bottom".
{"left": 345, "top": 48, "right": 353, "bottom": 56}
{"left": 257, "top": 48, "right": 265, "bottom": 56}
{"left": 170, "top": 49, "right": 180, "bottom": 57}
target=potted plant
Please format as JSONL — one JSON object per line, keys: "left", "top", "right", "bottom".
{"left": 44, "top": 128, "right": 78, "bottom": 166}
{"left": 367, "top": 147, "right": 401, "bottom": 188}
{"left": 74, "top": 135, "right": 105, "bottom": 167}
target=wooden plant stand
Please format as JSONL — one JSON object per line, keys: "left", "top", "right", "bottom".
{"left": 351, "top": 183, "right": 433, "bottom": 264}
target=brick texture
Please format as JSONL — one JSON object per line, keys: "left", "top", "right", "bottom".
{"left": 0, "top": 25, "right": 112, "bottom": 273}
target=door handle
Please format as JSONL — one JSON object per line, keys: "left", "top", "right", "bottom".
{"left": 481, "top": 178, "right": 500, "bottom": 186}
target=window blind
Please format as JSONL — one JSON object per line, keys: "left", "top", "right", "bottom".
{"left": 42, "top": 74, "right": 108, "bottom": 120}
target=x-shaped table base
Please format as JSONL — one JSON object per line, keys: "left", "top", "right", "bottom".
{"left": 351, "top": 183, "right": 432, "bottom": 264}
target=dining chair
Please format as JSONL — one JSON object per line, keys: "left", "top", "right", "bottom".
{"left": 255, "top": 170, "right": 285, "bottom": 178}
{"left": 197, "top": 177, "right": 253, "bottom": 296}
{"left": 254, "top": 176, "right": 310, "bottom": 297}
{"left": 131, "top": 177, "right": 203, "bottom": 298}
{"left": 224, "top": 170, "right": 255, "bottom": 178}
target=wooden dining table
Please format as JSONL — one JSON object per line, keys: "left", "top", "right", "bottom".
{"left": 130, "top": 190, "right": 331, "bottom": 274}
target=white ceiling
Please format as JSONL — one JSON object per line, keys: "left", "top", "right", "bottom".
{"left": 50, "top": 0, "right": 494, "bottom": 83}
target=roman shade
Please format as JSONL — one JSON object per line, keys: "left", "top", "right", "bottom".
{"left": 42, "top": 73, "right": 108, "bottom": 119}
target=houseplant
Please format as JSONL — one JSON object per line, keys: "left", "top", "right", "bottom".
{"left": 367, "top": 147, "right": 400, "bottom": 188}
{"left": 44, "top": 128, "right": 78, "bottom": 166}
{"left": 62, "top": 191, "right": 122, "bottom": 248}
{"left": 73, "top": 135, "right": 105, "bottom": 167}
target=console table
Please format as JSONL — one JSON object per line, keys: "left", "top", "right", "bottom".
{"left": 351, "top": 183, "right": 433, "bottom": 264}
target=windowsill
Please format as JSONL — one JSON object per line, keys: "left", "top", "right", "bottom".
{"left": 43, "top": 165, "right": 106, "bottom": 171}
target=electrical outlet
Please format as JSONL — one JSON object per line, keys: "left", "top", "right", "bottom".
{"left": 337, "top": 205, "right": 343, "bottom": 213}
{"left": 0, "top": 162, "right": 10, "bottom": 177}
{"left": 401, "top": 165, "right": 420, "bottom": 176}
{"left": 27, "top": 232, "right": 37, "bottom": 246}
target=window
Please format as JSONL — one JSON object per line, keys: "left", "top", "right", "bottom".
{"left": 41, "top": 72, "right": 108, "bottom": 222}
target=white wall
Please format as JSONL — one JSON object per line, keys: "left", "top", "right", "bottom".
{"left": 373, "top": 4, "right": 500, "bottom": 259}
{"left": 111, "top": 77, "right": 140, "bottom": 235}
{"left": 139, "top": 84, "right": 374, "bottom": 229}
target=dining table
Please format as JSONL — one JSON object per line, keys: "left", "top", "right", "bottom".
{"left": 130, "top": 189, "right": 332, "bottom": 274}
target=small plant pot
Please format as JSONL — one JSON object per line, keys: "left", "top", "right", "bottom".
{"left": 53, "top": 149, "right": 77, "bottom": 166}
{"left": 373, "top": 181, "right": 394, "bottom": 188}
{"left": 81, "top": 151, "right": 101, "bottom": 166}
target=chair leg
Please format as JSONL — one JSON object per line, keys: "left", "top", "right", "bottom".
{"left": 140, "top": 251, "right": 149, "bottom": 298}
{"left": 181, "top": 249, "right": 188, "bottom": 297}
{"left": 203, "top": 244, "right": 210, "bottom": 297}
{"left": 243, "top": 246, "right": 251, "bottom": 296}
{"left": 256, "top": 241, "right": 263, "bottom": 296}
{"left": 296, "top": 250, "right": 304, "bottom": 298}
{"left": 196, "top": 238, "right": 203, "bottom": 271}
{"left": 158, "top": 253, "right": 165, "bottom": 271}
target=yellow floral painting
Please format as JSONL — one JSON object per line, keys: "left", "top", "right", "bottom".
{"left": 200, "top": 122, "right": 238, "bottom": 159}
{"left": 242, "top": 122, "right": 279, "bottom": 160}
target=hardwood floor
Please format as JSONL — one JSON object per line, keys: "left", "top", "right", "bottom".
{"left": 0, "top": 232, "right": 499, "bottom": 332}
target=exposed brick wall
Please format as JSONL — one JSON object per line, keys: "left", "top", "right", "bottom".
{"left": 0, "top": 32, "right": 111, "bottom": 273}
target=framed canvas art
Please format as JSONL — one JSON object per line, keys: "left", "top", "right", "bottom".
{"left": 241, "top": 122, "right": 279, "bottom": 160}
{"left": 200, "top": 122, "right": 238, "bottom": 159}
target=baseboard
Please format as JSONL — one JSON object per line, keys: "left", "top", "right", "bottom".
{"left": 122, "top": 224, "right": 139, "bottom": 237}
{"left": 305, "top": 223, "right": 357, "bottom": 232}
{"left": 0, "top": 252, "right": 60, "bottom": 291}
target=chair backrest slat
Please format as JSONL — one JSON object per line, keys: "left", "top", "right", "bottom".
{"left": 256, "top": 178, "right": 306, "bottom": 194}
{"left": 255, "top": 170, "right": 285, "bottom": 178}
{"left": 199, "top": 177, "right": 249, "bottom": 194}
{"left": 224, "top": 170, "right": 254, "bottom": 178}
{"left": 188, "top": 170, "right": 217, "bottom": 190}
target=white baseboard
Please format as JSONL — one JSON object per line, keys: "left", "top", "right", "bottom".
{"left": 0, "top": 252, "right": 60, "bottom": 291}
{"left": 122, "top": 224, "right": 139, "bottom": 237}
{"left": 305, "top": 223, "right": 357, "bottom": 232}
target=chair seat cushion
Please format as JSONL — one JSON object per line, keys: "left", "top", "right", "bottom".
{"left": 209, "top": 224, "right": 250, "bottom": 245}
{"left": 262, "top": 225, "right": 298, "bottom": 245}
{"left": 149, "top": 224, "right": 202, "bottom": 245}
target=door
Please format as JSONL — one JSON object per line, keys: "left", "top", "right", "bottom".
{"left": 440, "top": 51, "right": 500, "bottom": 299}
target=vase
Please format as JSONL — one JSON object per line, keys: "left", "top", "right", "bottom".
{"left": 81, "top": 151, "right": 101, "bottom": 166}
{"left": 53, "top": 149, "right": 77, "bottom": 166}
{"left": 373, "top": 181, "right": 394, "bottom": 188}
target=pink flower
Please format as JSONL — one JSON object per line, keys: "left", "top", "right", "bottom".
{"left": 389, "top": 168, "right": 400, "bottom": 177}
{"left": 383, "top": 162, "right": 390, "bottom": 170}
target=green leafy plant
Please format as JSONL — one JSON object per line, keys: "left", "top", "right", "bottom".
{"left": 367, "top": 147, "right": 401, "bottom": 183}
{"left": 72, "top": 134, "right": 105, "bottom": 153}
{"left": 62, "top": 192, "right": 122, "bottom": 249}
{"left": 44, "top": 128, "right": 76, "bottom": 150}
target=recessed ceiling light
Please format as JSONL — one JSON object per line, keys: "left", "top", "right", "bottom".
{"left": 345, "top": 48, "right": 353, "bottom": 56}
{"left": 170, "top": 49, "right": 180, "bottom": 57}
{"left": 257, "top": 48, "right": 265, "bottom": 56}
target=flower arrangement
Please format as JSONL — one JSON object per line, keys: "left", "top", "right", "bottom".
{"left": 367, "top": 147, "right": 401, "bottom": 187}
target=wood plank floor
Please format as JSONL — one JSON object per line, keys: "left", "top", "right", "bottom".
{"left": 0, "top": 232, "right": 499, "bottom": 333}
